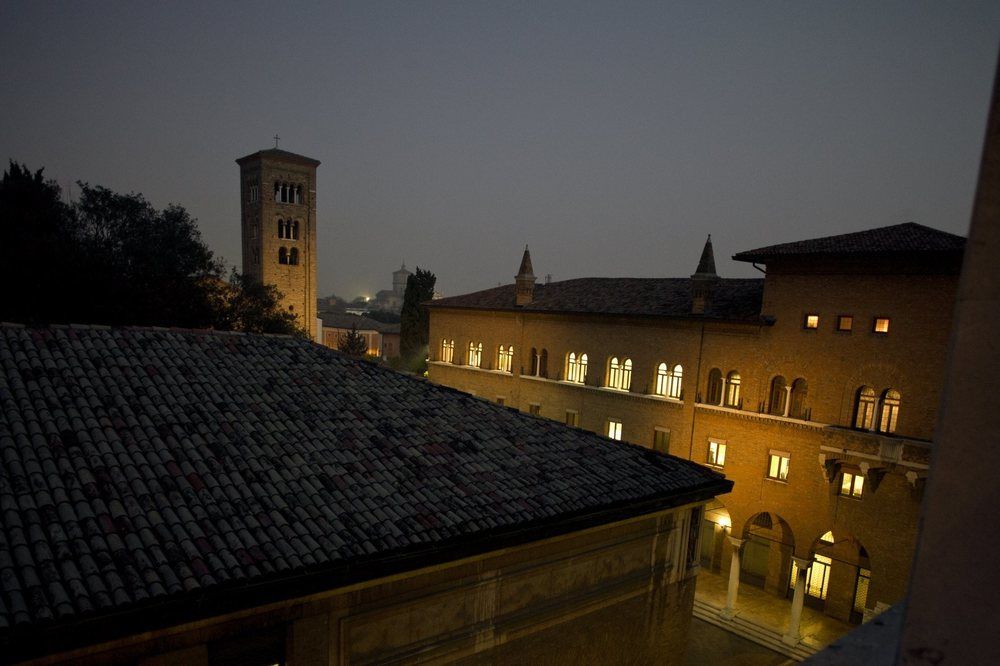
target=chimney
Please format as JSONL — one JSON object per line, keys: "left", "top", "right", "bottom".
{"left": 690, "top": 235, "right": 719, "bottom": 315}
{"left": 515, "top": 245, "right": 536, "bottom": 306}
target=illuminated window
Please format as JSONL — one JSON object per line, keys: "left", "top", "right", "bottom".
{"left": 854, "top": 386, "right": 876, "bottom": 430}
{"left": 767, "top": 452, "right": 789, "bottom": 481}
{"left": 873, "top": 317, "right": 890, "bottom": 334}
{"left": 441, "top": 339, "right": 454, "bottom": 363}
{"left": 667, "top": 364, "right": 682, "bottom": 399}
{"left": 791, "top": 532, "right": 834, "bottom": 600}
{"left": 529, "top": 403, "right": 540, "bottom": 416}
{"left": 725, "top": 371, "right": 741, "bottom": 408}
{"left": 837, "top": 315, "right": 853, "bottom": 332}
{"left": 607, "top": 419, "right": 622, "bottom": 441}
{"left": 497, "top": 345, "right": 514, "bottom": 373}
{"left": 566, "top": 352, "right": 588, "bottom": 383}
{"left": 706, "top": 368, "right": 723, "bottom": 405}
{"left": 804, "top": 314, "right": 819, "bottom": 329}
{"left": 607, "top": 357, "right": 632, "bottom": 390}
{"left": 467, "top": 341, "right": 482, "bottom": 367}
{"left": 565, "top": 410, "right": 579, "bottom": 427}
{"left": 655, "top": 363, "right": 669, "bottom": 395}
{"left": 877, "top": 389, "right": 900, "bottom": 434}
{"left": 278, "top": 247, "right": 288, "bottom": 264}
{"left": 653, "top": 428, "right": 670, "bottom": 452}
{"left": 841, "top": 472, "right": 864, "bottom": 498}
{"left": 708, "top": 440, "right": 726, "bottom": 467}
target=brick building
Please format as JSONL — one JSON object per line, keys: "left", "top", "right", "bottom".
{"left": 0, "top": 324, "right": 729, "bottom": 664}
{"left": 426, "top": 223, "right": 964, "bottom": 644}
{"left": 237, "top": 148, "right": 320, "bottom": 340}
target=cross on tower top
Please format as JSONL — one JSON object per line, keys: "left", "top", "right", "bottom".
{"left": 273, "top": 134, "right": 280, "bottom": 149}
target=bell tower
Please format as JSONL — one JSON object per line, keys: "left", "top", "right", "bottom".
{"left": 237, "top": 146, "right": 321, "bottom": 339}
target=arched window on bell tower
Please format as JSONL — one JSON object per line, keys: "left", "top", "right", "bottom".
{"left": 278, "top": 247, "right": 288, "bottom": 264}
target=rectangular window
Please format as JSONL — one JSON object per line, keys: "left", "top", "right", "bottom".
{"left": 496, "top": 397, "right": 505, "bottom": 406}
{"left": 607, "top": 419, "right": 622, "bottom": 441}
{"left": 837, "top": 315, "right": 853, "bottom": 332}
{"left": 873, "top": 317, "right": 890, "bottom": 334}
{"left": 767, "top": 452, "right": 790, "bottom": 481}
{"left": 804, "top": 314, "right": 819, "bottom": 329}
{"left": 840, "top": 472, "right": 864, "bottom": 498}
{"left": 708, "top": 440, "right": 727, "bottom": 467}
{"left": 528, "top": 403, "right": 541, "bottom": 416}
{"left": 565, "top": 410, "right": 579, "bottom": 427}
{"left": 653, "top": 428, "right": 670, "bottom": 453}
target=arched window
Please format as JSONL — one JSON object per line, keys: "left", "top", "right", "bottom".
{"left": 667, "top": 364, "right": 683, "bottom": 399}
{"left": 655, "top": 363, "right": 669, "bottom": 396}
{"left": 725, "top": 371, "right": 741, "bottom": 408}
{"left": 291, "top": 220, "right": 299, "bottom": 240}
{"left": 468, "top": 341, "right": 482, "bottom": 367}
{"left": 529, "top": 347, "right": 538, "bottom": 375}
{"left": 567, "top": 353, "right": 588, "bottom": 383}
{"left": 289, "top": 248, "right": 299, "bottom": 265}
{"left": 278, "top": 247, "right": 288, "bottom": 264}
{"left": 854, "top": 386, "right": 876, "bottom": 430}
{"left": 579, "top": 354, "right": 588, "bottom": 383}
{"left": 789, "top": 379, "right": 808, "bottom": 419}
{"left": 274, "top": 182, "right": 281, "bottom": 202}
{"left": 621, "top": 358, "right": 632, "bottom": 391}
{"left": 878, "top": 389, "right": 900, "bottom": 434}
{"left": 295, "top": 185, "right": 302, "bottom": 204}
{"left": 441, "top": 339, "right": 454, "bottom": 363}
{"left": 539, "top": 349, "right": 548, "bottom": 378}
{"left": 607, "top": 357, "right": 622, "bottom": 389}
{"left": 769, "top": 376, "right": 787, "bottom": 415}
{"left": 707, "top": 368, "right": 723, "bottom": 405}
{"left": 497, "top": 345, "right": 514, "bottom": 373}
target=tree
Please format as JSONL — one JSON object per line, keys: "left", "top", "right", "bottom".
{"left": 337, "top": 323, "right": 369, "bottom": 357}
{"left": 0, "top": 161, "right": 302, "bottom": 335}
{"left": 399, "top": 267, "right": 436, "bottom": 369}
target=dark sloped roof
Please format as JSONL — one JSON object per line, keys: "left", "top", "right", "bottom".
{"left": 0, "top": 324, "right": 728, "bottom": 650}
{"left": 319, "top": 313, "right": 392, "bottom": 332}
{"left": 733, "top": 222, "right": 965, "bottom": 262}
{"left": 427, "top": 277, "right": 765, "bottom": 322}
{"left": 235, "top": 148, "right": 321, "bottom": 167}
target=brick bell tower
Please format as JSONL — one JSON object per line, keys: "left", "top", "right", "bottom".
{"left": 237, "top": 145, "right": 320, "bottom": 340}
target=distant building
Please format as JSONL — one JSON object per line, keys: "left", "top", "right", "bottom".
{"left": 0, "top": 324, "right": 729, "bottom": 663}
{"left": 320, "top": 312, "right": 401, "bottom": 359}
{"left": 237, "top": 148, "right": 321, "bottom": 340}
{"left": 372, "top": 263, "right": 412, "bottom": 313}
{"left": 427, "top": 224, "right": 964, "bottom": 645}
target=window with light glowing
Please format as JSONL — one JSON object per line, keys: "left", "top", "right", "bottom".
{"left": 873, "top": 317, "right": 890, "bottom": 334}
{"left": 877, "top": 389, "right": 900, "bottom": 434}
{"left": 607, "top": 419, "right": 622, "bottom": 441}
{"left": 725, "top": 371, "right": 741, "bottom": 408}
{"left": 655, "top": 363, "right": 670, "bottom": 395}
{"left": 804, "top": 314, "right": 819, "bottom": 329}
{"left": 441, "top": 339, "right": 454, "bottom": 363}
{"left": 767, "top": 452, "right": 789, "bottom": 481}
{"left": 566, "top": 352, "right": 588, "bottom": 383}
{"left": 708, "top": 440, "right": 726, "bottom": 467}
{"left": 607, "top": 357, "right": 632, "bottom": 390}
{"left": 854, "top": 386, "right": 876, "bottom": 429}
{"left": 497, "top": 345, "right": 514, "bottom": 373}
{"left": 841, "top": 472, "right": 864, "bottom": 498}
{"left": 467, "top": 341, "right": 482, "bottom": 367}
{"left": 837, "top": 315, "right": 853, "bottom": 332}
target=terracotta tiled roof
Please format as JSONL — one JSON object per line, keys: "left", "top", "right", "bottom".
{"left": 427, "top": 277, "right": 764, "bottom": 322}
{"left": 235, "top": 148, "right": 321, "bottom": 166}
{"left": 0, "top": 324, "right": 728, "bottom": 645}
{"left": 319, "top": 313, "right": 395, "bottom": 333}
{"left": 733, "top": 222, "right": 965, "bottom": 262}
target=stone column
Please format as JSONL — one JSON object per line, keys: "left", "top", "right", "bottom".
{"left": 722, "top": 536, "right": 743, "bottom": 618}
{"left": 783, "top": 556, "right": 812, "bottom": 645}
{"left": 783, "top": 385, "right": 792, "bottom": 417}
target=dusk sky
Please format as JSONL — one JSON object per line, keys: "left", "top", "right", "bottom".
{"left": 2, "top": 2, "right": 997, "bottom": 299}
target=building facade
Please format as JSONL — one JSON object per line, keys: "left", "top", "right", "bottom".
{"left": 237, "top": 148, "right": 320, "bottom": 339}
{"left": 426, "top": 224, "right": 964, "bottom": 641}
{"left": 320, "top": 312, "right": 401, "bottom": 359}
